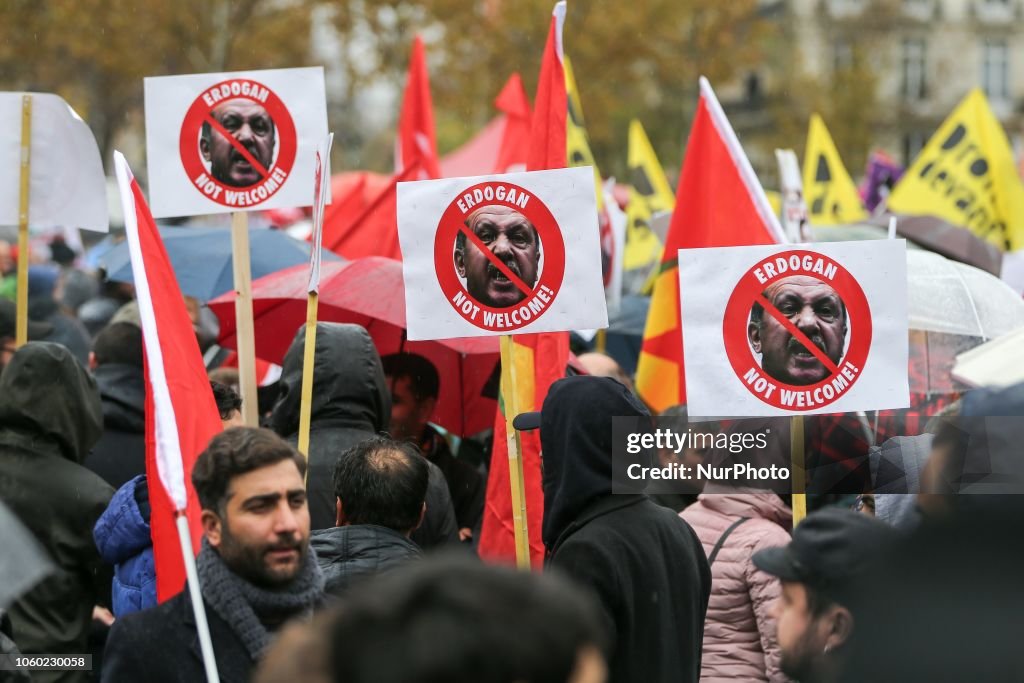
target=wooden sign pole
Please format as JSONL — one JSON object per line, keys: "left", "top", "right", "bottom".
{"left": 230, "top": 211, "right": 259, "bottom": 426}
{"left": 15, "top": 95, "right": 32, "bottom": 347}
{"left": 499, "top": 335, "right": 532, "bottom": 570}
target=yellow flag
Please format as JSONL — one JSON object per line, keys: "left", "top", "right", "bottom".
{"left": 803, "top": 114, "right": 868, "bottom": 225}
{"left": 625, "top": 120, "right": 675, "bottom": 271}
{"left": 888, "top": 89, "right": 1024, "bottom": 251}
{"left": 564, "top": 57, "right": 604, "bottom": 211}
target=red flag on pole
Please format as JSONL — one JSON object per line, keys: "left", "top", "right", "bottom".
{"left": 396, "top": 36, "right": 440, "bottom": 180}
{"left": 494, "top": 73, "right": 532, "bottom": 174}
{"left": 113, "top": 152, "right": 224, "bottom": 600}
{"left": 477, "top": 1, "right": 570, "bottom": 569}
{"left": 635, "top": 77, "right": 787, "bottom": 412}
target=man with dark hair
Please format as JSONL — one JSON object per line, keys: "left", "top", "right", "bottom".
{"left": 382, "top": 352, "right": 484, "bottom": 542}
{"left": 752, "top": 508, "right": 893, "bottom": 683}
{"left": 254, "top": 555, "right": 610, "bottom": 683}
{"left": 103, "top": 428, "right": 325, "bottom": 683}
{"left": 0, "top": 298, "right": 53, "bottom": 373}
{"left": 84, "top": 322, "right": 147, "bottom": 489}
{"left": 748, "top": 276, "right": 848, "bottom": 386}
{"left": 454, "top": 205, "right": 541, "bottom": 308}
{"left": 270, "top": 323, "right": 459, "bottom": 549}
{"left": 201, "top": 99, "right": 276, "bottom": 188}
{"left": 311, "top": 436, "right": 428, "bottom": 596}
{"left": 212, "top": 379, "right": 244, "bottom": 428}
{"left": 516, "top": 376, "right": 711, "bottom": 683}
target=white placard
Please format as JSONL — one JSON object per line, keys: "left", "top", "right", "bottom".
{"left": 398, "top": 166, "right": 608, "bottom": 340}
{"left": 0, "top": 93, "right": 108, "bottom": 232}
{"left": 144, "top": 67, "right": 329, "bottom": 218}
{"left": 679, "top": 240, "right": 909, "bottom": 417}
{"left": 308, "top": 132, "right": 333, "bottom": 294}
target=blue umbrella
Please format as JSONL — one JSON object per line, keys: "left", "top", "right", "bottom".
{"left": 100, "top": 225, "right": 341, "bottom": 301}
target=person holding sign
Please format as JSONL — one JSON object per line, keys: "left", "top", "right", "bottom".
{"left": 748, "top": 276, "right": 848, "bottom": 386}
{"left": 201, "top": 98, "right": 277, "bottom": 188}
{"left": 454, "top": 205, "right": 541, "bottom": 309}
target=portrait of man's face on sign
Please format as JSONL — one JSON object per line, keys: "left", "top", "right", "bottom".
{"left": 747, "top": 275, "right": 849, "bottom": 386}
{"left": 200, "top": 98, "right": 277, "bottom": 187}
{"left": 454, "top": 205, "right": 542, "bottom": 308}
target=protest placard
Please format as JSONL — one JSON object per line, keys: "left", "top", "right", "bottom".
{"left": 398, "top": 167, "right": 608, "bottom": 340}
{"left": 144, "top": 67, "right": 328, "bottom": 218}
{"left": 0, "top": 92, "right": 108, "bottom": 231}
{"left": 679, "top": 240, "right": 909, "bottom": 417}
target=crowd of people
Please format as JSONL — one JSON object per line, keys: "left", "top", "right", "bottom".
{"left": 1, "top": 235, "right": 1022, "bottom": 683}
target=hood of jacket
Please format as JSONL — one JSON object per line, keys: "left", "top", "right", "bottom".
{"left": 94, "top": 474, "right": 151, "bottom": 564}
{"left": 0, "top": 342, "right": 102, "bottom": 462}
{"left": 93, "top": 363, "right": 146, "bottom": 434}
{"left": 269, "top": 323, "right": 390, "bottom": 438}
{"left": 540, "top": 376, "right": 652, "bottom": 550}
{"left": 696, "top": 484, "right": 792, "bottom": 528}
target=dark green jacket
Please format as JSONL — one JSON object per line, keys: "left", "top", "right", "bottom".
{"left": 0, "top": 343, "right": 113, "bottom": 683}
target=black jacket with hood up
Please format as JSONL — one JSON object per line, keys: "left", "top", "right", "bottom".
{"left": 0, "top": 343, "right": 114, "bottom": 683}
{"left": 83, "top": 362, "right": 147, "bottom": 489}
{"left": 269, "top": 323, "right": 458, "bottom": 547}
{"left": 540, "top": 376, "right": 711, "bottom": 683}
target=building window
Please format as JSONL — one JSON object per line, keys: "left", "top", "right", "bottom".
{"left": 903, "top": 0, "right": 932, "bottom": 20}
{"left": 982, "top": 40, "right": 1010, "bottom": 101}
{"left": 902, "top": 131, "right": 927, "bottom": 165}
{"left": 901, "top": 39, "right": 927, "bottom": 101}
{"left": 834, "top": 42, "right": 854, "bottom": 72}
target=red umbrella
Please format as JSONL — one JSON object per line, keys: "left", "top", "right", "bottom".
{"left": 208, "top": 257, "right": 500, "bottom": 437}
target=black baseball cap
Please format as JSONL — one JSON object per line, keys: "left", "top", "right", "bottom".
{"left": 753, "top": 507, "right": 894, "bottom": 605}
{"left": 512, "top": 410, "right": 542, "bottom": 431}
{"left": 0, "top": 299, "right": 53, "bottom": 341}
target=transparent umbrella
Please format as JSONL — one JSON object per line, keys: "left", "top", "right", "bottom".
{"left": 905, "top": 250, "right": 1024, "bottom": 395}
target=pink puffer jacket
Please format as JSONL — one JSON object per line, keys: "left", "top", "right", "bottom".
{"left": 680, "top": 487, "right": 792, "bottom": 683}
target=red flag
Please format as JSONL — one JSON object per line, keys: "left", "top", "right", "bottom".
{"left": 323, "top": 163, "right": 420, "bottom": 260}
{"left": 494, "top": 73, "right": 532, "bottom": 173}
{"left": 635, "top": 77, "right": 786, "bottom": 412}
{"left": 478, "top": 1, "right": 569, "bottom": 569}
{"left": 438, "top": 73, "right": 532, "bottom": 178}
{"left": 396, "top": 36, "right": 440, "bottom": 180}
{"left": 113, "top": 152, "right": 224, "bottom": 600}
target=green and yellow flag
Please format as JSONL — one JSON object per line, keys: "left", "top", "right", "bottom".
{"left": 625, "top": 120, "right": 675, "bottom": 272}
{"left": 888, "top": 89, "right": 1024, "bottom": 251}
{"left": 803, "top": 114, "right": 868, "bottom": 225}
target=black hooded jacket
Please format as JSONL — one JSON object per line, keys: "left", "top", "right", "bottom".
{"left": 540, "top": 376, "right": 711, "bottom": 683}
{"left": 269, "top": 323, "right": 458, "bottom": 547}
{"left": 83, "top": 362, "right": 147, "bottom": 489}
{"left": 0, "top": 343, "right": 113, "bottom": 682}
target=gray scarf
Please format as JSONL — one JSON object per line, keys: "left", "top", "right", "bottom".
{"left": 196, "top": 538, "right": 325, "bottom": 660}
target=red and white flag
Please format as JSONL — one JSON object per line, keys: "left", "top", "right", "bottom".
{"left": 113, "top": 152, "right": 224, "bottom": 601}
{"left": 396, "top": 35, "right": 440, "bottom": 180}
{"left": 635, "top": 77, "right": 786, "bottom": 412}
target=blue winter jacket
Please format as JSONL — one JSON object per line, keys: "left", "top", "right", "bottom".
{"left": 93, "top": 475, "right": 157, "bottom": 616}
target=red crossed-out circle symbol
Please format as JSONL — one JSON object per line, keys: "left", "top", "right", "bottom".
{"left": 722, "top": 249, "right": 872, "bottom": 411}
{"left": 179, "top": 78, "right": 297, "bottom": 208}
{"left": 433, "top": 181, "right": 566, "bottom": 333}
